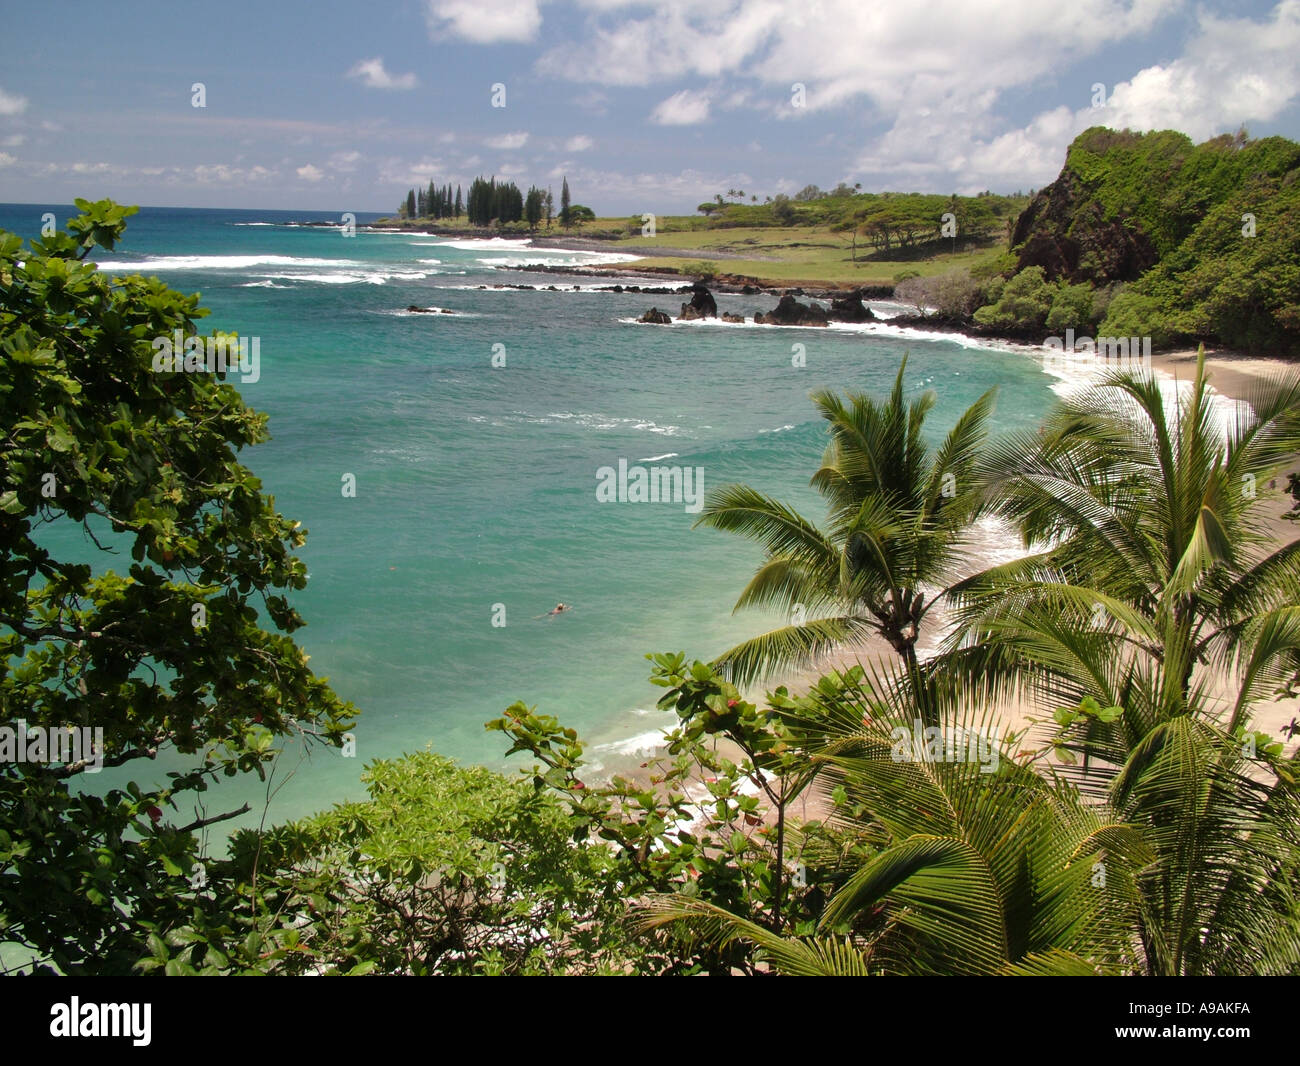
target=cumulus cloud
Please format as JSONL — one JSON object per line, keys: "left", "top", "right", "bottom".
{"left": 871, "top": 0, "right": 1300, "bottom": 192}
{"left": 0, "top": 152, "right": 15, "bottom": 167}
{"left": 486, "top": 131, "right": 529, "bottom": 149}
{"left": 539, "top": 0, "right": 1179, "bottom": 106}
{"left": 565, "top": 134, "right": 594, "bottom": 151}
{"left": 347, "top": 57, "right": 419, "bottom": 90}
{"left": 0, "top": 87, "right": 28, "bottom": 115}
{"left": 426, "top": 0, "right": 542, "bottom": 43}
{"left": 379, "top": 156, "right": 450, "bottom": 186}
{"left": 297, "top": 163, "right": 324, "bottom": 182}
{"left": 1096, "top": 0, "right": 1300, "bottom": 139}
{"left": 650, "top": 89, "right": 710, "bottom": 125}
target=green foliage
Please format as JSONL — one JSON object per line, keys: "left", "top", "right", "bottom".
{"left": 1045, "top": 281, "right": 1097, "bottom": 331}
{"left": 682, "top": 259, "right": 717, "bottom": 281}
{"left": 972, "top": 265, "right": 1053, "bottom": 332}
{"left": 1020, "top": 126, "right": 1300, "bottom": 352}
{"left": 0, "top": 200, "right": 356, "bottom": 974}
{"left": 141, "top": 752, "right": 639, "bottom": 975}
{"left": 1096, "top": 288, "right": 1177, "bottom": 347}
{"left": 770, "top": 194, "right": 796, "bottom": 226}
{"left": 484, "top": 652, "right": 859, "bottom": 973}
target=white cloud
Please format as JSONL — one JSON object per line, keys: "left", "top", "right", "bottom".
{"left": 565, "top": 134, "right": 594, "bottom": 151}
{"left": 0, "top": 152, "right": 15, "bottom": 167}
{"left": 379, "top": 156, "right": 450, "bottom": 186}
{"left": 486, "top": 131, "right": 529, "bottom": 149}
{"left": 347, "top": 57, "right": 419, "bottom": 91}
{"left": 2, "top": 134, "right": 24, "bottom": 147}
{"left": 821, "top": 1, "right": 1300, "bottom": 192}
{"left": 650, "top": 89, "right": 710, "bottom": 125}
{"left": 193, "top": 163, "right": 278, "bottom": 185}
{"left": 297, "top": 164, "right": 324, "bottom": 182}
{"left": 0, "top": 87, "right": 27, "bottom": 116}
{"left": 1095, "top": 1, "right": 1300, "bottom": 139}
{"left": 573, "top": 89, "right": 610, "bottom": 115}
{"left": 426, "top": 0, "right": 542, "bottom": 43}
{"left": 541, "top": 0, "right": 1180, "bottom": 108}
{"left": 330, "top": 150, "right": 362, "bottom": 171}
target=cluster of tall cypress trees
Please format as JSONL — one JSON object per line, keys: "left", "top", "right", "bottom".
{"left": 400, "top": 181, "right": 462, "bottom": 220}
{"left": 397, "top": 175, "right": 571, "bottom": 230}
{"left": 465, "top": 177, "right": 524, "bottom": 225}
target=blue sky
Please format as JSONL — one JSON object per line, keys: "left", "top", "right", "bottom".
{"left": 1, "top": 0, "right": 1297, "bottom": 214}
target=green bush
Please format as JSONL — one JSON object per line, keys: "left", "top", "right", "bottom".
{"left": 1046, "top": 282, "right": 1097, "bottom": 331}
{"left": 973, "top": 266, "right": 1054, "bottom": 331}
{"left": 1097, "top": 289, "right": 1179, "bottom": 347}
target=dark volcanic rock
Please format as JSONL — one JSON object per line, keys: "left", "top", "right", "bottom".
{"left": 638, "top": 307, "right": 672, "bottom": 324}
{"left": 406, "top": 305, "right": 455, "bottom": 314}
{"left": 679, "top": 282, "right": 718, "bottom": 320}
{"left": 1012, "top": 167, "right": 1158, "bottom": 285}
{"left": 754, "top": 294, "right": 829, "bottom": 327}
{"left": 721, "top": 311, "right": 745, "bottom": 323}
{"left": 828, "top": 290, "right": 876, "bottom": 323}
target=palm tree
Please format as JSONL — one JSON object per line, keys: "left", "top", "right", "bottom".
{"left": 694, "top": 357, "right": 997, "bottom": 695}
{"left": 943, "top": 347, "right": 1300, "bottom": 728}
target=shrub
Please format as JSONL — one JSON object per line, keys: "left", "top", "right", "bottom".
{"left": 1097, "top": 288, "right": 1179, "bottom": 347}
{"left": 1045, "top": 282, "right": 1097, "bottom": 332}
{"left": 972, "top": 266, "right": 1054, "bottom": 331}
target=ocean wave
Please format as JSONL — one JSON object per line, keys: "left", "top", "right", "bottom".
{"left": 540, "top": 411, "right": 686, "bottom": 436}
{"left": 237, "top": 280, "right": 291, "bottom": 288}
{"left": 416, "top": 258, "right": 442, "bottom": 265}
{"left": 370, "top": 306, "right": 477, "bottom": 317}
{"left": 442, "top": 280, "right": 663, "bottom": 293}
{"left": 479, "top": 251, "right": 641, "bottom": 268}
{"left": 422, "top": 237, "right": 535, "bottom": 250}
{"left": 1036, "top": 345, "right": 1249, "bottom": 438}
{"left": 590, "top": 729, "right": 669, "bottom": 759}
{"left": 616, "top": 313, "right": 1020, "bottom": 352}
{"left": 95, "top": 254, "right": 366, "bottom": 271}
{"left": 253, "top": 270, "right": 430, "bottom": 285}
{"left": 231, "top": 221, "right": 276, "bottom": 227}
{"left": 757, "top": 424, "right": 797, "bottom": 434}
{"left": 638, "top": 452, "right": 680, "bottom": 462}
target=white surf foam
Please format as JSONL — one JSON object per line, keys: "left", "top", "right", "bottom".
{"left": 96, "top": 254, "right": 363, "bottom": 271}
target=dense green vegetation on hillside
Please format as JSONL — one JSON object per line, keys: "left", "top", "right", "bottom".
{"left": 991, "top": 126, "right": 1300, "bottom": 352}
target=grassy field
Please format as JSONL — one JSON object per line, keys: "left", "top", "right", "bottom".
{"left": 371, "top": 213, "right": 1011, "bottom": 288}
{"left": 586, "top": 220, "right": 1008, "bottom": 287}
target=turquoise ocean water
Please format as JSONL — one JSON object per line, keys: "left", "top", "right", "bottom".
{"left": 0, "top": 204, "right": 1062, "bottom": 833}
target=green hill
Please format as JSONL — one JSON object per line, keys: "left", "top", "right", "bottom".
{"left": 1000, "top": 126, "right": 1300, "bottom": 353}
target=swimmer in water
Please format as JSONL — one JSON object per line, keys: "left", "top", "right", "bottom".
{"left": 536, "top": 603, "right": 572, "bottom": 619}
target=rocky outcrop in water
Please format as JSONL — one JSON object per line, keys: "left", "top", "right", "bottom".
{"left": 828, "top": 290, "right": 876, "bottom": 322}
{"left": 638, "top": 307, "right": 672, "bottom": 324}
{"left": 754, "top": 294, "right": 829, "bottom": 327}
{"left": 679, "top": 282, "right": 718, "bottom": 320}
